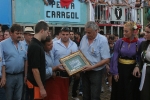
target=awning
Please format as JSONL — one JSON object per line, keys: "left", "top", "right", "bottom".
{"left": 0, "top": 0, "right": 12, "bottom": 27}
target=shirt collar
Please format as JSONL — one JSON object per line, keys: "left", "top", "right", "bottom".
{"left": 86, "top": 33, "right": 99, "bottom": 41}
{"left": 9, "top": 37, "right": 20, "bottom": 44}
{"left": 57, "top": 38, "right": 73, "bottom": 45}
{"left": 23, "top": 40, "right": 28, "bottom": 46}
{"left": 57, "top": 39, "right": 73, "bottom": 48}
{"left": 32, "top": 38, "right": 43, "bottom": 46}
{"left": 45, "top": 51, "right": 51, "bottom": 56}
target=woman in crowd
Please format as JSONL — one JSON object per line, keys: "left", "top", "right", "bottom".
{"left": 110, "top": 21, "right": 141, "bottom": 100}
{"left": 136, "top": 23, "right": 150, "bottom": 100}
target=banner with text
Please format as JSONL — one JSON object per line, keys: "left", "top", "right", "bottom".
{"left": 44, "top": 0, "right": 80, "bottom": 22}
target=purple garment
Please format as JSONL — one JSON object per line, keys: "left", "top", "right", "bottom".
{"left": 138, "top": 37, "right": 146, "bottom": 44}
{"left": 110, "top": 38, "right": 141, "bottom": 75}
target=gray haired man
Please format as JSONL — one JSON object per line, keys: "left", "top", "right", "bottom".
{"left": 79, "top": 21, "right": 110, "bottom": 100}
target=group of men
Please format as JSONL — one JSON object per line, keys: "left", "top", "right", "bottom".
{"left": 0, "top": 21, "right": 110, "bottom": 100}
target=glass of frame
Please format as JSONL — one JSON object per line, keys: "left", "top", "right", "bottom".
{"left": 59, "top": 50, "right": 91, "bottom": 76}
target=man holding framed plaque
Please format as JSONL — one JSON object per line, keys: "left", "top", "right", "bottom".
{"left": 79, "top": 21, "right": 110, "bottom": 100}
{"left": 51, "top": 26, "right": 78, "bottom": 100}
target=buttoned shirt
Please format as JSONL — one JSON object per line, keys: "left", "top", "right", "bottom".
{"left": 79, "top": 33, "right": 110, "bottom": 71}
{"left": 52, "top": 39, "right": 78, "bottom": 66}
{"left": 1, "top": 38, "right": 27, "bottom": 74}
{"left": 52, "top": 37, "right": 60, "bottom": 42}
{"left": 0, "top": 43, "right": 4, "bottom": 78}
{"left": 45, "top": 51, "right": 54, "bottom": 79}
{"left": 21, "top": 40, "right": 28, "bottom": 51}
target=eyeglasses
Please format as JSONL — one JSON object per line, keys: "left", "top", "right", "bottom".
{"left": 61, "top": 27, "right": 70, "bottom": 31}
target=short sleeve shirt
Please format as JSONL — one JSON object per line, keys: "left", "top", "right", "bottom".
{"left": 79, "top": 34, "right": 110, "bottom": 71}
{"left": 27, "top": 38, "right": 45, "bottom": 86}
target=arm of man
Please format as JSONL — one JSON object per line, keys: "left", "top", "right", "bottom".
{"left": 0, "top": 66, "right": 6, "bottom": 87}
{"left": 82, "top": 38, "right": 110, "bottom": 71}
{"left": 83, "top": 58, "right": 110, "bottom": 71}
{"left": 32, "top": 68, "right": 47, "bottom": 98}
{"left": 24, "top": 60, "right": 28, "bottom": 83}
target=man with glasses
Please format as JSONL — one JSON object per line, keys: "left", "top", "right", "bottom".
{"left": 51, "top": 26, "right": 78, "bottom": 100}
{"left": 21, "top": 27, "right": 34, "bottom": 100}
{"left": 1, "top": 24, "right": 27, "bottom": 100}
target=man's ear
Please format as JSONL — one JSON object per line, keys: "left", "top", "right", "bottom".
{"left": 40, "top": 29, "right": 44, "bottom": 34}
{"left": 10, "top": 32, "right": 13, "bottom": 35}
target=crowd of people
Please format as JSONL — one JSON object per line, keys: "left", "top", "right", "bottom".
{"left": 0, "top": 20, "right": 150, "bottom": 100}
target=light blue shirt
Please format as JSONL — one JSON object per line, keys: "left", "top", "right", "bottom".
{"left": 79, "top": 34, "right": 110, "bottom": 71}
{"left": 1, "top": 38, "right": 27, "bottom": 74}
{"left": 21, "top": 40, "right": 28, "bottom": 51}
{"left": 52, "top": 37, "right": 59, "bottom": 42}
{"left": 0, "top": 43, "right": 5, "bottom": 78}
{"left": 52, "top": 39, "right": 78, "bottom": 66}
{"left": 45, "top": 51, "right": 54, "bottom": 79}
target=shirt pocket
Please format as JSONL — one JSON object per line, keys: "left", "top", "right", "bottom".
{"left": 88, "top": 47, "right": 100, "bottom": 57}
{"left": 19, "top": 49, "right": 26, "bottom": 60}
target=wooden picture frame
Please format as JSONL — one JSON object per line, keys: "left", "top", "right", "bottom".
{"left": 59, "top": 50, "right": 91, "bottom": 76}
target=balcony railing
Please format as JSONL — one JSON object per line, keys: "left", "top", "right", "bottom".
{"left": 94, "top": 4, "right": 143, "bottom": 24}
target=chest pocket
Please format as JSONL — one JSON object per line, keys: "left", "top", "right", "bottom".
{"left": 88, "top": 46, "right": 100, "bottom": 57}
{"left": 19, "top": 46, "right": 26, "bottom": 59}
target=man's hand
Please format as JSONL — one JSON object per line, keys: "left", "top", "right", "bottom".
{"left": 57, "top": 64, "right": 65, "bottom": 71}
{"left": 74, "top": 73, "right": 80, "bottom": 80}
{"left": 114, "top": 74, "right": 119, "bottom": 82}
{"left": 40, "top": 88, "right": 47, "bottom": 98}
{"left": 133, "top": 67, "right": 141, "bottom": 78}
{"left": 52, "top": 72, "right": 56, "bottom": 79}
{"left": 53, "top": 64, "right": 65, "bottom": 71}
{"left": 106, "top": 64, "right": 110, "bottom": 73}
{"left": 82, "top": 65, "right": 93, "bottom": 71}
{"left": 24, "top": 76, "right": 27, "bottom": 84}
{"left": 0, "top": 76, "right": 6, "bottom": 87}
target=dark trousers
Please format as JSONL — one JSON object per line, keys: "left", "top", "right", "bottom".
{"left": 25, "top": 85, "right": 30, "bottom": 100}
{"left": 0, "top": 87, "right": 6, "bottom": 100}
{"left": 82, "top": 69, "right": 103, "bottom": 100}
{"left": 79, "top": 75, "right": 83, "bottom": 92}
{"left": 28, "top": 88, "right": 34, "bottom": 100}
{"left": 72, "top": 77, "right": 80, "bottom": 97}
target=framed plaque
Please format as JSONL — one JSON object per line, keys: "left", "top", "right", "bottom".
{"left": 60, "top": 50, "right": 91, "bottom": 76}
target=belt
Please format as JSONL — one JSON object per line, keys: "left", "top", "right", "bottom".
{"left": 6, "top": 71, "right": 23, "bottom": 75}
{"left": 119, "top": 58, "right": 136, "bottom": 64}
{"left": 55, "top": 71, "right": 69, "bottom": 77}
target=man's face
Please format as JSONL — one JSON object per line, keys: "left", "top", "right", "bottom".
{"left": 24, "top": 33, "right": 34, "bottom": 42}
{"left": 0, "top": 27, "right": 3, "bottom": 41}
{"left": 41, "top": 27, "right": 49, "bottom": 41}
{"left": 10, "top": 31, "right": 22, "bottom": 42}
{"left": 108, "top": 39, "right": 114, "bottom": 44}
{"left": 4, "top": 31, "right": 10, "bottom": 39}
{"left": 44, "top": 40, "right": 53, "bottom": 51}
{"left": 85, "top": 28, "right": 97, "bottom": 40}
{"left": 70, "top": 32, "right": 74, "bottom": 40}
{"left": 61, "top": 31, "right": 70, "bottom": 42}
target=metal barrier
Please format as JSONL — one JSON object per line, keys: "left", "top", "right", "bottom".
{"left": 94, "top": 3, "right": 143, "bottom": 24}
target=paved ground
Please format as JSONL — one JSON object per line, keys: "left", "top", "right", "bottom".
{"left": 68, "top": 82, "right": 111, "bottom": 100}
